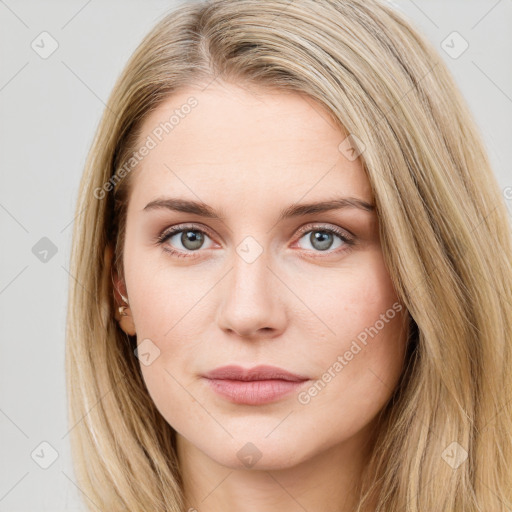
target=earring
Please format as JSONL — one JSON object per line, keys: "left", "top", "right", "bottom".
{"left": 118, "top": 293, "right": 129, "bottom": 317}
{"left": 104, "top": 245, "right": 136, "bottom": 336}
{"left": 115, "top": 292, "right": 136, "bottom": 336}
{"left": 110, "top": 265, "right": 136, "bottom": 336}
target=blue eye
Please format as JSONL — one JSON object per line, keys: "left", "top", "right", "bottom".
{"left": 156, "top": 225, "right": 214, "bottom": 257}
{"left": 295, "top": 226, "right": 354, "bottom": 254}
{"left": 154, "top": 223, "right": 355, "bottom": 259}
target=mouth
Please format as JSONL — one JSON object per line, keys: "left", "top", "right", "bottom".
{"left": 201, "top": 364, "right": 310, "bottom": 405}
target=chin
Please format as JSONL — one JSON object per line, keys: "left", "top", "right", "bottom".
{"left": 199, "top": 435, "right": 313, "bottom": 471}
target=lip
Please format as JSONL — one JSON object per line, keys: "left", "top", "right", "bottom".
{"left": 202, "top": 365, "right": 310, "bottom": 405}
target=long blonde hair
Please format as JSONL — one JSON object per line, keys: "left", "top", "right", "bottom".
{"left": 65, "top": 0, "right": 512, "bottom": 510}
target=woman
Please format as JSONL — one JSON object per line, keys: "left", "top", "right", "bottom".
{"left": 65, "top": 0, "right": 512, "bottom": 510}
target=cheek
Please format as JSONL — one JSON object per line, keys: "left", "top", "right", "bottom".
{"left": 122, "top": 245, "right": 218, "bottom": 424}
{"left": 123, "top": 237, "right": 207, "bottom": 341}
{"left": 293, "top": 251, "right": 408, "bottom": 425}
{"left": 293, "top": 249, "right": 403, "bottom": 351}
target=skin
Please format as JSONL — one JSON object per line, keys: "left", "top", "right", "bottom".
{"left": 113, "top": 80, "right": 409, "bottom": 512}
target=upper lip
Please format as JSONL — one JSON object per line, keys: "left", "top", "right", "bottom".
{"left": 202, "top": 365, "right": 309, "bottom": 382}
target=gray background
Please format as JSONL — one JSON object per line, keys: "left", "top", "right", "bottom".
{"left": 0, "top": 1, "right": 511, "bottom": 510}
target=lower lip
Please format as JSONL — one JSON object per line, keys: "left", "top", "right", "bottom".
{"left": 204, "top": 378, "right": 308, "bottom": 405}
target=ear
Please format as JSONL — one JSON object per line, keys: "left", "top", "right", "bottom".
{"left": 107, "top": 245, "right": 127, "bottom": 303}
{"left": 105, "top": 244, "right": 136, "bottom": 336}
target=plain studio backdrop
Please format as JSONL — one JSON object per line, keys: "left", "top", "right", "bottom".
{"left": 0, "top": 1, "right": 511, "bottom": 510}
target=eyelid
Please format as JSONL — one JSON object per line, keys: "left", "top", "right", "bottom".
{"left": 157, "top": 222, "right": 354, "bottom": 244}
{"left": 157, "top": 222, "right": 217, "bottom": 242}
{"left": 155, "top": 221, "right": 356, "bottom": 257}
{"left": 293, "top": 222, "right": 355, "bottom": 242}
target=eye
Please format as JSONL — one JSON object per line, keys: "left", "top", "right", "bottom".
{"left": 155, "top": 224, "right": 215, "bottom": 257}
{"left": 295, "top": 224, "right": 355, "bottom": 254}
{"left": 154, "top": 223, "right": 356, "bottom": 259}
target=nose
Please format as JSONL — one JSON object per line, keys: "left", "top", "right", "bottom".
{"left": 215, "top": 245, "right": 288, "bottom": 339}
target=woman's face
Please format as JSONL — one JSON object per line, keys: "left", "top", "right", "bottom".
{"left": 119, "top": 81, "right": 409, "bottom": 470}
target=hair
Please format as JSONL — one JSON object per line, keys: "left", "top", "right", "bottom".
{"left": 65, "top": 0, "right": 512, "bottom": 510}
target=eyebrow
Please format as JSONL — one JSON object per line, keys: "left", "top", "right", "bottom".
{"left": 143, "top": 196, "right": 375, "bottom": 221}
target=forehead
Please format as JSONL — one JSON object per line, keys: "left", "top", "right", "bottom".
{"left": 127, "top": 82, "right": 372, "bottom": 212}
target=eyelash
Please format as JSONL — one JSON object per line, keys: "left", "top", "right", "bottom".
{"left": 153, "top": 223, "right": 356, "bottom": 259}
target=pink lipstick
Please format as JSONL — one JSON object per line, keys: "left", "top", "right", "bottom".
{"left": 202, "top": 364, "right": 310, "bottom": 405}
